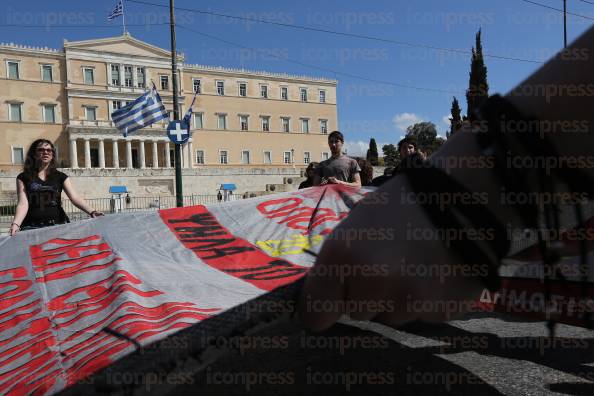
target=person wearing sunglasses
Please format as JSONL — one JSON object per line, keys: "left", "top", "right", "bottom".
{"left": 9, "top": 139, "right": 103, "bottom": 236}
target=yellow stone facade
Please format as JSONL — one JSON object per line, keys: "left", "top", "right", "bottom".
{"left": 0, "top": 33, "right": 337, "bottom": 171}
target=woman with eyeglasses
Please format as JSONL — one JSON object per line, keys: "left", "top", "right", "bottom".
{"left": 9, "top": 139, "right": 103, "bottom": 236}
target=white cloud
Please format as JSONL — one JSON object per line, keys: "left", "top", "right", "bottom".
{"left": 343, "top": 140, "right": 390, "bottom": 158}
{"left": 393, "top": 113, "right": 423, "bottom": 132}
{"left": 343, "top": 141, "right": 368, "bottom": 157}
{"left": 442, "top": 115, "right": 451, "bottom": 126}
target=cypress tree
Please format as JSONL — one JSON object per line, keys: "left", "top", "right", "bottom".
{"left": 466, "top": 29, "right": 489, "bottom": 121}
{"left": 448, "top": 96, "right": 462, "bottom": 138}
{"left": 366, "top": 138, "right": 379, "bottom": 166}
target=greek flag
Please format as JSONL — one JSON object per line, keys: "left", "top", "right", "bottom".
{"left": 182, "top": 89, "right": 199, "bottom": 126}
{"left": 108, "top": 1, "right": 124, "bottom": 20}
{"left": 111, "top": 85, "right": 169, "bottom": 137}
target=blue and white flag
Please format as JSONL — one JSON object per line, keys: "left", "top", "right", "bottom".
{"left": 182, "top": 89, "right": 199, "bottom": 126}
{"left": 108, "top": 0, "right": 124, "bottom": 20}
{"left": 111, "top": 85, "right": 169, "bottom": 137}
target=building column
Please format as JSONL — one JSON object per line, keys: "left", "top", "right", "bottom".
{"left": 139, "top": 140, "right": 146, "bottom": 169}
{"left": 126, "top": 140, "right": 133, "bottom": 169}
{"left": 98, "top": 139, "right": 106, "bottom": 168}
{"left": 84, "top": 138, "right": 91, "bottom": 169}
{"left": 187, "top": 139, "right": 194, "bottom": 169}
{"left": 152, "top": 140, "right": 159, "bottom": 168}
{"left": 164, "top": 142, "right": 171, "bottom": 168}
{"left": 182, "top": 143, "right": 188, "bottom": 169}
{"left": 112, "top": 139, "right": 119, "bottom": 168}
{"left": 119, "top": 63, "right": 125, "bottom": 87}
{"left": 69, "top": 138, "right": 78, "bottom": 169}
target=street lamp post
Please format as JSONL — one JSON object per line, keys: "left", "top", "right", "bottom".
{"left": 169, "top": 0, "right": 183, "bottom": 207}
{"left": 563, "top": 0, "right": 567, "bottom": 48}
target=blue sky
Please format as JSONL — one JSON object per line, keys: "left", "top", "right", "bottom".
{"left": 2, "top": 0, "right": 593, "bottom": 155}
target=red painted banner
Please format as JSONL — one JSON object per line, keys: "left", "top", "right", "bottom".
{"left": 256, "top": 196, "right": 348, "bottom": 235}
{"left": 0, "top": 235, "right": 220, "bottom": 395}
{"left": 160, "top": 205, "right": 309, "bottom": 291}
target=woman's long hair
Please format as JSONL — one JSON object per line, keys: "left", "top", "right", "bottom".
{"left": 23, "top": 139, "right": 57, "bottom": 178}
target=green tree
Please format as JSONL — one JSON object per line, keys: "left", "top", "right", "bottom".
{"left": 466, "top": 29, "right": 489, "bottom": 121}
{"left": 382, "top": 144, "right": 399, "bottom": 167}
{"left": 406, "top": 122, "right": 445, "bottom": 156}
{"left": 447, "top": 96, "right": 463, "bottom": 138}
{"left": 366, "top": 138, "right": 379, "bottom": 166}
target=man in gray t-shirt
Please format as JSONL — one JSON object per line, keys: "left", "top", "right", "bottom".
{"left": 314, "top": 131, "right": 362, "bottom": 187}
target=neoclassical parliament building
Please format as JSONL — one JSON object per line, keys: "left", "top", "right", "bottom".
{"left": 0, "top": 33, "right": 337, "bottom": 174}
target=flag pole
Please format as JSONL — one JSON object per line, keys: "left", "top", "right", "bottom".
{"left": 169, "top": 0, "right": 183, "bottom": 207}
{"left": 121, "top": 0, "right": 127, "bottom": 34}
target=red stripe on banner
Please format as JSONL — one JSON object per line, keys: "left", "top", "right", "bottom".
{"left": 159, "top": 205, "right": 309, "bottom": 291}
{"left": 0, "top": 353, "right": 60, "bottom": 396}
{"left": 478, "top": 277, "right": 594, "bottom": 328}
{"left": 30, "top": 236, "right": 122, "bottom": 283}
{"left": 256, "top": 195, "right": 348, "bottom": 235}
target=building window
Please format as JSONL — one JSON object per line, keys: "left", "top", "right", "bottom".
{"left": 283, "top": 151, "right": 293, "bottom": 165}
{"left": 111, "top": 101, "right": 123, "bottom": 114}
{"left": 193, "top": 78, "right": 201, "bottom": 94}
{"left": 124, "top": 65, "right": 133, "bottom": 87}
{"left": 41, "top": 65, "right": 53, "bottom": 82}
{"left": 193, "top": 112, "right": 203, "bottom": 129}
{"left": 7, "top": 61, "right": 19, "bottom": 79}
{"left": 160, "top": 75, "right": 169, "bottom": 90}
{"left": 84, "top": 67, "right": 94, "bottom": 85}
{"left": 281, "top": 117, "right": 290, "bottom": 133}
{"left": 239, "top": 115, "right": 249, "bottom": 131}
{"left": 301, "top": 118, "right": 309, "bottom": 133}
{"left": 219, "top": 150, "right": 228, "bottom": 164}
{"left": 260, "top": 116, "right": 270, "bottom": 132}
{"left": 43, "top": 104, "right": 56, "bottom": 123}
{"left": 9, "top": 103, "right": 22, "bottom": 122}
{"left": 196, "top": 150, "right": 205, "bottom": 164}
{"left": 322, "top": 152, "right": 330, "bottom": 161}
{"left": 320, "top": 119, "right": 328, "bottom": 134}
{"left": 300, "top": 88, "right": 307, "bottom": 102}
{"left": 111, "top": 64, "right": 120, "bottom": 86}
{"left": 217, "top": 114, "right": 227, "bottom": 130}
{"left": 260, "top": 84, "right": 268, "bottom": 98}
{"left": 90, "top": 148, "right": 99, "bottom": 168}
{"left": 264, "top": 150, "right": 272, "bottom": 164}
{"left": 281, "top": 87, "right": 288, "bottom": 100}
{"left": 304, "top": 152, "right": 311, "bottom": 164}
{"left": 239, "top": 82, "right": 247, "bottom": 97}
{"left": 241, "top": 150, "right": 251, "bottom": 164}
{"left": 136, "top": 67, "right": 145, "bottom": 88}
{"left": 216, "top": 81, "right": 225, "bottom": 95}
{"left": 85, "top": 106, "right": 97, "bottom": 121}
{"left": 319, "top": 90, "right": 326, "bottom": 103}
{"left": 12, "top": 147, "right": 24, "bottom": 165}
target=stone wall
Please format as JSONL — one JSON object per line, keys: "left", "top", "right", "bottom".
{"left": 0, "top": 167, "right": 305, "bottom": 199}
{"left": 0, "top": 165, "right": 388, "bottom": 200}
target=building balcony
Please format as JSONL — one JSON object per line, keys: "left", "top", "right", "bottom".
{"left": 69, "top": 119, "right": 169, "bottom": 129}
{"left": 70, "top": 120, "right": 114, "bottom": 128}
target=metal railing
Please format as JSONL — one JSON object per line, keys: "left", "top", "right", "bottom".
{"left": 0, "top": 200, "right": 16, "bottom": 224}
{"left": 0, "top": 194, "right": 238, "bottom": 223}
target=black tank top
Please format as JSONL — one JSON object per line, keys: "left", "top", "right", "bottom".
{"left": 17, "top": 171, "right": 69, "bottom": 227}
